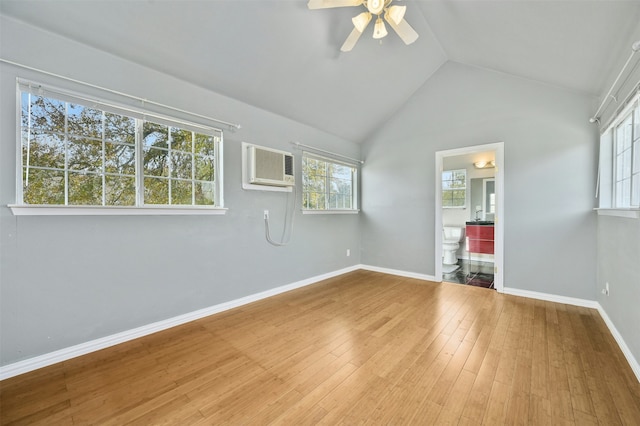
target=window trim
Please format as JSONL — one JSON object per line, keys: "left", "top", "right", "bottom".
{"left": 597, "top": 90, "right": 640, "bottom": 218}
{"left": 8, "top": 204, "right": 227, "bottom": 216}
{"left": 13, "top": 80, "right": 226, "bottom": 215}
{"left": 301, "top": 152, "right": 359, "bottom": 213}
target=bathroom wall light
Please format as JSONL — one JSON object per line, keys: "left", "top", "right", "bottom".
{"left": 474, "top": 160, "right": 495, "bottom": 169}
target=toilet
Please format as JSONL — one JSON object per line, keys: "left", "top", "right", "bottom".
{"left": 442, "top": 227, "right": 464, "bottom": 272}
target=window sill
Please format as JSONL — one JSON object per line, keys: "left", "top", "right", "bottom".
{"left": 8, "top": 205, "right": 228, "bottom": 216}
{"left": 594, "top": 208, "right": 640, "bottom": 219}
{"left": 302, "top": 209, "right": 359, "bottom": 215}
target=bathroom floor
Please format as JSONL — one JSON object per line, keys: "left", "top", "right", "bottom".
{"left": 443, "top": 259, "right": 495, "bottom": 289}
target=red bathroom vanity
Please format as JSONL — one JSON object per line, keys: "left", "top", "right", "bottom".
{"left": 465, "top": 222, "right": 494, "bottom": 254}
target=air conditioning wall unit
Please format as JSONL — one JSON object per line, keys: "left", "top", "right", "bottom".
{"left": 247, "top": 144, "right": 295, "bottom": 187}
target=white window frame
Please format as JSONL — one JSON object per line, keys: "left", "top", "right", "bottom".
{"left": 442, "top": 168, "right": 467, "bottom": 209}
{"left": 597, "top": 91, "right": 640, "bottom": 218}
{"left": 10, "top": 81, "right": 226, "bottom": 216}
{"left": 301, "top": 152, "right": 359, "bottom": 214}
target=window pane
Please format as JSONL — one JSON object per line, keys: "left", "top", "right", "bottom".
{"left": 68, "top": 137, "right": 102, "bottom": 172}
{"left": 622, "top": 178, "right": 631, "bottom": 207}
{"left": 171, "top": 152, "right": 193, "bottom": 180}
{"left": 18, "top": 87, "right": 221, "bottom": 209}
{"left": 68, "top": 172, "right": 102, "bottom": 205}
{"left": 105, "top": 113, "right": 135, "bottom": 144}
{"left": 616, "top": 181, "right": 624, "bottom": 207}
{"left": 105, "top": 142, "right": 136, "bottom": 175}
{"left": 21, "top": 92, "right": 29, "bottom": 128}
{"left": 195, "top": 134, "right": 215, "bottom": 156}
{"left": 308, "top": 192, "right": 325, "bottom": 209}
{"left": 143, "top": 122, "right": 169, "bottom": 150}
{"left": 23, "top": 131, "right": 65, "bottom": 169}
{"left": 634, "top": 140, "right": 640, "bottom": 174}
{"left": 23, "top": 168, "right": 65, "bottom": 204}
{"left": 195, "top": 181, "right": 215, "bottom": 206}
{"left": 634, "top": 107, "right": 639, "bottom": 141}
{"left": 171, "top": 180, "right": 193, "bottom": 205}
{"left": 453, "top": 171, "right": 466, "bottom": 184}
{"left": 617, "top": 116, "right": 633, "bottom": 153}
{"left": 144, "top": 177, "right": 169, "bottom": 204}
{"left": 67, "top": 104, "right": 103, "bottom": 138}
{"left": 105, "top": 175, "right": 136, "bottom": 206}
{"left": 616, "top": 154, "right": 624, "bottom": 181}
{"left": 632, "top": 174, "right": 639, "bottom": 207}
{"left": 143, "top": 147, "right": 169, "bottom": 177}
{"left": 442, "top": 169, "right": 466, "bottom": 207}
{"left": 27, "top": 95, "right": 65, "bottom": 133}
{"left": 195, "top": 155, "right": 215, "bottom": 181}
{"left": 171, "top": 127, "right": 192, "bottom": 152}
{"left": 622, "top": 149, "right": 632, "bottom": 178}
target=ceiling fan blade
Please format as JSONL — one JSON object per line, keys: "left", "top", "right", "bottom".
{"left": 385, "top": 16, "right": 419, "bottom": 45}
{"left": 341, "top": 27, "right": 364, "bottom": 52}
{"left": 308, "top": 0, "right": 363, "bottom": 10}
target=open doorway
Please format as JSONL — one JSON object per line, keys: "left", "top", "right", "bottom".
{"left": 434, "top": 142, "right": 504, "bottom": 292}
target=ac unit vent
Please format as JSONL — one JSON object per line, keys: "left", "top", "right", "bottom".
{"left": 248, "top": 145, "right": 295, "bottom": 187}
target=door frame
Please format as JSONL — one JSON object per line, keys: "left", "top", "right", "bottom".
{"left": 435, "top": 142, "right": 504, "bottom": 292}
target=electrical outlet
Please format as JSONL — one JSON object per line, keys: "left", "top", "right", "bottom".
{"left": 264, "top": 210, "right": 269, "bottom": 219}
{"left": 346, "top": 249, "right": 351, "bottom": 257}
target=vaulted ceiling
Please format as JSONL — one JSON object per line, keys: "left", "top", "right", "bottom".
{"left": 2, "top": 0, "right": 639, "bottom": 142}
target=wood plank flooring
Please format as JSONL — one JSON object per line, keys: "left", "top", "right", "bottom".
{"left": 1, "top": 270, "right": 639, "bottom": 425}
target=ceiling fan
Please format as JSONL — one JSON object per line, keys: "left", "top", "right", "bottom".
{"left": 308, "top": 0, "right": 419, "bottom": 52}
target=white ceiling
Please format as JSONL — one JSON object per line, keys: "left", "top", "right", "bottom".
{"left": 2, "top": 0, "right": 639, "bottom": 142}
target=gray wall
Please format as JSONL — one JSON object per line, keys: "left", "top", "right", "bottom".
{"left": 2, "top": 13, "right": 637, "bottom": 372}
{"left": 597, "top": 216, "right": 640, "bottom": 364}
{"left": 360, "top": 61, "right": 598, "bottom": 299}
{"left": 595, "top": 25, "right": 640, "bottom": 368}
{"left": 0, "top": 16, "right": 361, "bottom": 366}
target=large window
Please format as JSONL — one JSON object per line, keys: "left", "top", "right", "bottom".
{"left": 18, "top": 82, "right": 222, "bottom": 209}
{"left": 302, "top": 154, "right": 358, "bottom": 211}
{"left": 599, "top": 93, "right": 640, "bottom": 209}
{"left": 442, "top": 169, "right": 466, "bottom": 208}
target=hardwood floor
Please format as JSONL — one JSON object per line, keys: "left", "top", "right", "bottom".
{"left": 1, "top": 270, "right": 639, "bottom": 425}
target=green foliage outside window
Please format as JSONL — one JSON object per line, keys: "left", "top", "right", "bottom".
{"left": 302, "top": 155, "right": 356, "bottom": 210}
{"left": 20, "top": 90, "right": 219, "bottom": 207}
{"left": 442, "top": 169, "right": 466, "bottom": 208}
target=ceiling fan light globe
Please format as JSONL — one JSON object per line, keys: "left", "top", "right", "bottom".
{"left": 352, "top": 12, "right": 372, "bottom": 32}
{"left": 386, "top": 5, "right": 406, "bottom": 25}
{"left": 373, "top": 17, "right": 388, "bottom": 39}
{"left": 367, "top": 0, "right": 384, "bottom": 15}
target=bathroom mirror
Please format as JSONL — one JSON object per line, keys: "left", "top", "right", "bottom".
{"left": 483, "top": 179, "right": 495, "bottom": 221}
{"left": 470, "top": 178, "right": 495, "bottom": 221}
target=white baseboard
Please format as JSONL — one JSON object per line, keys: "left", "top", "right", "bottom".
{"left": 3, "top": 265, "right": 638, "bottom": 385}
{"left": 0, "top": 265, "right": 360, "bottom": 381}
{"left": 359, "top": 264, "right": 437, "bottom": 282}
{"left": 503, "top": 287, "right": 639, "bottom": 383}
{"left": 595, "top": 305, "right": 640, "bottom": 383}
{"left": 502, "top": 287, "right": 599, "bottom": 309}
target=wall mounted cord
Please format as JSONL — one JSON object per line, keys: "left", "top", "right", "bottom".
{"left": 264, "top": 184, "right": 297, "bottom": 247}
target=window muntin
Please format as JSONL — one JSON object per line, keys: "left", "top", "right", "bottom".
{"left": 442, "top": 169, "right": 466, "bottom": 208}
{"left": 19, "top": 85, "right": 222, "bottom": 208}
{"left": 302, "top": 154, "right": 358, "bottom": 211}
